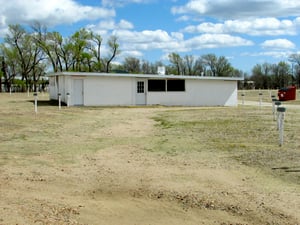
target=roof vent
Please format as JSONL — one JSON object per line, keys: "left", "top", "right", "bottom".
{"left": 157, "top": 66, "right": 166, "bottom": 75}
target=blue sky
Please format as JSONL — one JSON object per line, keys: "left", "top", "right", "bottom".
{"left": 1, "top": 0, "right": 300, "bottom": 74}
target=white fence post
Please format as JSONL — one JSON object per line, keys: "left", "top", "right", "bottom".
{"left": 259, "top": 92, "right": 263, "bottom": 107}
{"left": 58, "top": 93, "right": 61, "bottom": 110}
{"left": 241, "top": 93, "right": 245, "bottom": 105}
{"left": 271, "top": 98, "right": 277, "bottom": 121}
{"left": 277, "top": 107, "right": 286, "bottom": 147}
{"left": 66, "top": 93, "right": 70, "bottom": 107}
{"left": 33, "top": 92, "right": 38, "bottom": 114}
{"left": 275, "top": 101, "right": 281, "bottom": 129}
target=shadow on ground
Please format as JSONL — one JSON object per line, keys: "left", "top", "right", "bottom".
{"left": 27, "top": 100, "right": 67, "bottom": 107}
{"left": 272, "top": 166, "right": 300, "bottom": 173}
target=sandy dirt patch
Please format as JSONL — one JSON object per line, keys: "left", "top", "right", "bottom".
{"left": 0, "top": 94, "right": 299, "bottom": 224}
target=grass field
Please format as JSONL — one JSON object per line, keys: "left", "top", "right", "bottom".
{"left": 0, "top": 91, "right": 299, "bottom": 224}
{"left": 238, "top": 88, "right": 300, "bottom": 105}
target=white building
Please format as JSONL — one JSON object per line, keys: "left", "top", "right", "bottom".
{"left": 47, "top": 72, "right": 243, "bottom": 107}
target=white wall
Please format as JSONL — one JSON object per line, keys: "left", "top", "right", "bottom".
{"left": 49, "top": 73, "right": 238, "bottom": 107}
{"left": 49, "top": 77, "right": 57, "bottom": 100}
{"left": 147, "top": 79, "right": 237, "bottom": 106}
{"left": 83, "top": 76, "right": 135, "bottom": 106}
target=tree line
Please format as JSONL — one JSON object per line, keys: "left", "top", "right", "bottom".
{"left": 244, "top": 56, "right": 300, "bottom": 89}
{"left": 0, "top": 23, "right": 120, "bottom": 92}
{"left": 1, "top": 23, "right": 299, "bottom": 92}
{"left": 119, "top": 52, "right": 243, "bottom": 77}
{"left": 0, "top": 23, "right": 244, "bottom": 92}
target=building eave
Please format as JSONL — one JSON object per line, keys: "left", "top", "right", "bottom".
{"left": 47, "top": 72, "right": 244, "bottom": 81}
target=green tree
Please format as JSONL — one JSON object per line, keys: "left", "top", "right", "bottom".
{"left": 69, "top": 28, "right": 91, "bottom": 72}
{"left": 4, "top": 24, "right": 46, "bottom": 91}
{"left": 0, "top": 48, "right": 18, "bottom": 92}
{"left": 215, "top": 56, "right": 233, "bottom": 77}
{"left": 201, "top": 54, "right": 233, "bottom": 77}
{"left": 123, "top": 57, "right": 140, "bottom": 73}
{"left": 251, "top": 64, "right": 268, "bottom": 89}
{"left": 273, "top": 61, "right": 291, "bottom": 88}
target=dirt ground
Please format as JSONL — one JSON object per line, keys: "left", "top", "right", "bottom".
{"left": 0, "top": 93, "right": 299, "bottom": 225}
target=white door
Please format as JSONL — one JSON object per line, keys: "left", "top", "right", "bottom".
{"left": 73, "top": 79, "right": 84, "bottom": 105}
{"left": 136, "top": 80, "right": 146, "bottom": 105}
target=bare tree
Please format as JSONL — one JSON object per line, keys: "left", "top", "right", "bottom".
{"left": 168, "top": 52, "right": 183, "bottom": 75}
{"left": 32, "top": 22, "right": 65, "bottom": 72}
{"left": 141, "top": 60, "right": 151, "bottom": 74}
{"left": 201, "top": 54, "right": 217, "bottom": 76}
{"left": 183, "top": 55, "right": 195, "bottom": 75}
{"left": 88, "top": 31, "right": 103, "bottom": 72}
{"left": 194, "top": 57, "right": 205, "bottom": 76}
{"left": 288, "top": 53, "right": 300, "bottom": 86}
{"left": 105, "top": 35, "right": 120, "bottom": 73}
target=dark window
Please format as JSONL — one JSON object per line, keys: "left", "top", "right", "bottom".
{"left": 148, "top": 80, "right": 166, "bottom": 92}
{"left": 137, "top": 81, "right": 144, "bottom": 93}
{"left": 167, "top": 79, "right": 185, "bottom": 91}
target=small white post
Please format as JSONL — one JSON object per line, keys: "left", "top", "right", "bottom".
{"left": 33, "top": 92, "right": 38, "bottom": 114}
{"left": 259, "top": 92, "right": 263, "bottom": 107}
{"left": 241, "top": 93, "right": 245, "bottom": 105}
{"left": 277, "top": 107, "right": 286, "bottom": 147}
{"left": 58, "top": 93, "right": 61, "bottom": 110}
{"left": 66, "top": 93, "right": 70, "bottom": 107}
{"left": 9, "top": 87, "right": 12, "bottom": 95}
{"left": 271, "top": 98, "right": 277, "bottom": 121}
{"left": 275, "top": 101, "right": 281, "bottom": 129}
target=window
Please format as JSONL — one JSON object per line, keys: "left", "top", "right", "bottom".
{"left": 167, "top": 79, "right": 185, "bottom": 91}
{"left": 137, "top": 81, "right": 144, "bottom": 93}
{"left": 148, "top": 80, "right": 166, "bottom": 92}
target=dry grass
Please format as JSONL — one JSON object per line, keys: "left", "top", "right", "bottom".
{"left": 0, "top": 92, "right": 300, "bottom": 224}
{"left": 152, "top": 105, "right": 300, "bottom": 184}
{"left": 1, "top": 92, "right": 299, "bottom": 181}
{"left": 238, "top": 88, "right": 300, "bottom": 104}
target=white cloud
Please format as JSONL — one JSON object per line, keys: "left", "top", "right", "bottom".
{"left": 120, "top": 50, "right": 144, "bottom": 58}
{"left": 118, "top": 20, "right": 134, "bottom": 29}
{"left": 0, "top": 0, "right": 115, "bottom": 27}
{"left": 114, "top": 29, "right": 178, "bottom": 45}
{"left": 92, "top": 19, "right": 134, "bottom": 31}
{"left": 172, "top": 0, "right": 300, "bottom": 19}
{"left": 107, "top": 27, "right": 254, "bottom": 55}
{"left": 118, "top": 29, "right": 191, "bottom": 54}
{"left": 172, "top": 0, "right": 208, "bottom": 14}
{"left": 261, "top": 39, "right": 296, "bottom": 50}
{"left": 244, "top": 51, "right": 294, "bottom": 59}
{"left": 184, "top": 22, "right": 225, "bottom": 34}
{"left": 170, "top": 32, "right": 184, "bottom": 41}
{"left": 183, "top": 17, "right": 297, "bottom": 36}
{"left": 176, "top": 15, "right": 191, "bottom": 22}
{"left": 183, "top": 34, "right": 254, "bottom": 50}
{"left": 101, "top": 0, "right": 153, "bottom": 7}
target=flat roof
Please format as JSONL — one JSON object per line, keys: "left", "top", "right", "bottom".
{"left": 47, "top": 72, "right": 244, "bottom": 81}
